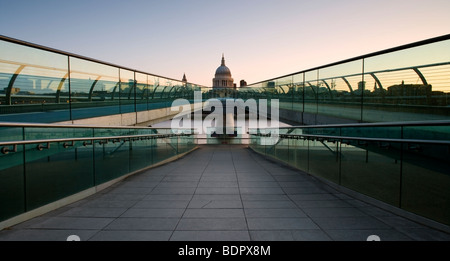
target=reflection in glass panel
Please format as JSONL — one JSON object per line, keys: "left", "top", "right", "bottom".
{"left": 304, "top": 70, "right": 318, "bottom": 120}
{"left": 119, "top": 69, "right": 135, "bottom": 113}
{"left": 146, "top": 76, "right": 155, "bottom": 100}
{"left": 13, "top": 66, "right": 68, "bottom": 100}
{"left": 164, "top": 86, "right": 175, "bottom": 99}
{"left": 168, "top": 80, "right": 181, "bottom": 99}
{"left": 363, "top": 39, "right": 450, "bottom": 122}
{"left": 70, "top": 58, "right": 120, "bottom": 119}
{"left": 419, "top": 64, "right": 450, "bottom": 94}
{"left": 292, "top": 73, "right": 304, "bottom": 109}
{"left": 276, "top": 76, "right": 292, "bottom": 100}
{"left": 317, "top": 60, "right": 363, "bottom": 123}
{"left": 149, "top": 76, "right": 160, "bottom": 100}
{"left": 135, "top": 72, "right": 148, "bottom": 112}
{"left": 0, "top": 40, "right": 70, "bottom": 122}
{"left": 161, "top": 79, "right": 174, "bottom": 99}
{"left": 152, "top": 77, "right": 164, "bottom": 99}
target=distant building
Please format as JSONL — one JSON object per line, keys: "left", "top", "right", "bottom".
{"left": 182, "top": 73, "right": 187, "bottom": 85}
{"left": 387, "top": 82, "right": 432, "bottom": 96}
{"left": 240, "top": 80, "right": 247, "bottom": 87}
{"left": 212, "top": 54, "right": 234, "bottom": 88}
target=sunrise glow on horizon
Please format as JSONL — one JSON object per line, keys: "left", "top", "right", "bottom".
{"left": 1, "top": 0, "right": 449, "bottom": 87}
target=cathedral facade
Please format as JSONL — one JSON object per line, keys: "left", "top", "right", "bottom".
{"left": 212, "top": 54, "right": 234, "bottom": 88}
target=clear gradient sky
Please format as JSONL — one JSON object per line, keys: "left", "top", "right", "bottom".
{"left": 1, "top": 0, "right": 449, "bottom": 86}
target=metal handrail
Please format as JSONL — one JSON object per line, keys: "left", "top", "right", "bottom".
{"left": 0, "top": 132, "right": 193, "bottom": 154}
{"left": 286, "top": 134, "right": 449, "bottom": 145}
{"left": 251, "top": 120, "right": 450, "bottom": 130}
{"left": 251, "top": 132, "right": 450, "bottom": 145}
{"left": 0, "top": 122, "right": 195, "bottom": 130}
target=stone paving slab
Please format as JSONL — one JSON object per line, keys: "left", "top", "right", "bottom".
{"left": 1, "top": 144, "right": 450, "bottom": 241}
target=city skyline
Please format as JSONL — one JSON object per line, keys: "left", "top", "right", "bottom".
{"left": 1, "top": 0, "right": 449, "bottom": 87}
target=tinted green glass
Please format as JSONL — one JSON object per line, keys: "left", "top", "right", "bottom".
{"left": 288, "top": 138, "right": 308, "bottom": 172}
{"left": 403, "top": 125, "right": 450, "bottom": 140}
{"left": 129, "top": 138, "right": 153, "bottom": 173}
{"left": 307, "top": 140, "right": 340, "bottom": 183}
{"left": 69, "top": 58, "right": 120, "bottom": 119}
{"left": 25, "top": 140, "right": 93, "bottom": 210}
{"left": 340, "top": 126, "right": 401, "bottom": 139}
{"left": 24, "top": 126, "right": 93, "bottom": 141}
{"left": 401, "top": 143, "right": 450, "bottom": 225}
{"left": 295, "top": 139, "right": 309, "bottom": 173}
{"left": 273, "top": 138, "right": 289, "bottom": 165}
{"left": 340, "top": 142, "right": 401, "bottom": 206}
{"left": 94, "top": 140, "right": 130, "bottom": 184}
{"left": 0, "top": 127, "right": 25, "bottom": 221}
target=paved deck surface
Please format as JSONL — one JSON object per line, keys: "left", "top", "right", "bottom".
{"left": 1, "top": 145, "right": 449, "bottom": 241}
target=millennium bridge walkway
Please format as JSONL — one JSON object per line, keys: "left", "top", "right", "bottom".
{"left": 1, "top": 35, "right": 450, "bottom": 241}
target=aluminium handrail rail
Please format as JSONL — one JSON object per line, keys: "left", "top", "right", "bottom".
{"left": 0, "top": 133, "right": 192, "bottom": 146}
{"left": 0, "top": 122, "right": 188, "bottom": 130}
{"left": 252, "top": 133, "right": 450, "bottom": 145}
{"left": 252, "top": 120, "right": 450, "bottom": 130}
{"left": 0, "top": 132, "right": 194, "bottom": 154}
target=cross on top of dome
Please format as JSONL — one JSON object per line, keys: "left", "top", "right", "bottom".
{"left": 215, "top": 54, "right": 232, "bottom": 76}
{"left": 212, "top": 54, "right": 234, "bottom": 88}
